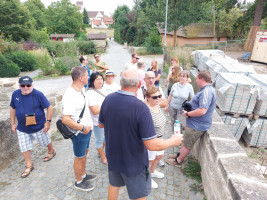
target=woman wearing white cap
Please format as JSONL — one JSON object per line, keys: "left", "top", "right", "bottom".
{"left": 102, "top": 70, "right": 120, "bottom": 94}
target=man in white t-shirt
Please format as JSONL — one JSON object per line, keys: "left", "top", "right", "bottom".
{"left": 137, "top": 71, "right": 166, "bottom": 108}
{"left": 102, "top": 70, "right": 120, "bottom": 94}
{"left": 124, "top": 53, "right": 140, "bottom": 70}
{"left": 137, "top": 61, "right": 146, "bottom": 87}
{"left": 62, "top": 66, "right": 96, "bottom": 192}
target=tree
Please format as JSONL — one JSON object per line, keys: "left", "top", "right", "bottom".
{"left": 45, "top": 0, "right": 84, "bottom": 36}
{"left": 0, "top": 0, "right": 35, "bottom": 42}
{"left": 24, "top": 0, "right": 46, "bottom": 30}
{"left": 83, "top": 8, "right": 89, "bottom": 25}
{"left": 145, "top": 26, "right": 162, "bottom": 54}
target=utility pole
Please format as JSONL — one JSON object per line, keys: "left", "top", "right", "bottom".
{"left": 212, "top": 2, "right": 216, "bottom": 49}
{"left": 163, "top": 0, "right": 168, "bottom": 65}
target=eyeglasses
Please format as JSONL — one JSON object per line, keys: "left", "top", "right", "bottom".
{"left": 20, "top": 84, "right": 32, "bottom": 88}
{"left": 134, "top": 57, "right": 140, "bottom": 60}
{"left": 150, "top": 94, "right": 162, "bottom": 100}
{"left": 180, "top": 75, "right": 187, "bottom": 77}
{"left": 94, "top": 56, "right": 99, "bottom": 58}
{"left": 96, "top": 77, "right": 103, "bottom": 81}
{"left": 146, "top": 77, "right": 155, "bottom": 80}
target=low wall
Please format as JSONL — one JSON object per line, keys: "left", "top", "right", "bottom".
{"left": 192, "top": 112, "right": 267, "bottom": 200}
{"left": 0, "top": 79, "right": 62, "bottom": 171}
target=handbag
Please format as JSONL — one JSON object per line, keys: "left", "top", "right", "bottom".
{"left": 182, "top": 100, "right": 192, "bottom": 112}
{"left": 56, "top": 93, "right": 86, "bottom": 139}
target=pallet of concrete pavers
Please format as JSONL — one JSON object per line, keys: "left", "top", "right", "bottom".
{"left": 216, "top": 106, "right": 254, "bottom": 120}
{"left": 207, "top": 57, "right": 256, "bottom": 83}
{"left": 248, "top": 74, "right": 267, "bottom": 117}
{"left": 193, "top": 49, "right": 225, "bottom": 71}
{"left": 218, "top": 113, "right": 250, "bottom": 141}
{"left": 215, "top": 72, "right": 258, "bottom": 115}
{"left": 242, "top": 118, "right": 267, "bottom": 148}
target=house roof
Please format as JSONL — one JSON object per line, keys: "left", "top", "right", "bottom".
{"left": 87, "top": 11, "right": 104, "bottom": 18}
{"left": 157, "top": 23, "right": 214, "bottom": 38}
{"left": 103, "top": 17, "right": 114, "bottom": 25}
{"left": 92, "top": 19, "right": 102, "bottom": 26}
{"left": 88, "top": 33, "right": 107, "bottom": 40}
{"left": 50, "top": 34, "right": 75, "bottom": 38}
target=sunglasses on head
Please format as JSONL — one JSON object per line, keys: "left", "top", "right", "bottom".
{"left": 20, "top": 84, "right": 32, "bottom": 88}
{"left": 150, "top": 94, "right": 162, "bottom": 100}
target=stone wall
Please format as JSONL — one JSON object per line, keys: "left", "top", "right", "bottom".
{"left": 0, "top": 79, "right": 62, "bottom": 171}
{"left": 192, "top": 112, "right": 267, "bottom": 200}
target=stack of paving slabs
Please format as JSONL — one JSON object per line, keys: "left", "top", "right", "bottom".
{"left": 193, "top": 49, "right": 225, "bottom": 71}
{"left": 248, "top": 74, "right": 267, "bottom": 117}
{"left": 216, "top": 72, "right": 258, "bottom": 115}
{"left": 242, "top": 118, "right": 267, "bottom": 148}
{"left": 207, "top": 57, "right": 256, "bottom": 83}
{"left": 219, "top": 113, "right": 250, "bottom": 141}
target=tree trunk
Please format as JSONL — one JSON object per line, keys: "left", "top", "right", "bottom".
{"left": 244, "top": 0, "right": 264, "bottom": 51}
{"left": 173, "top": 30, "right": 177, "bottom": 47}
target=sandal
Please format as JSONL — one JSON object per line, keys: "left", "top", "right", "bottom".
{"left": 44, "top": 151, "right": 56, "bottom": 162}
{"left": 21, "top": 165, "right": 34, "bottom": 178}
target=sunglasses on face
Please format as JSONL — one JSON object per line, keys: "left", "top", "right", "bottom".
{"left": 134, "top": 57, "right": 140, "bottom": 59}
{"left": 150, "top": 94, "right": 162, "bottom": 100}
{"left": 20, "top": 84, "right": 32, "bottom": 88}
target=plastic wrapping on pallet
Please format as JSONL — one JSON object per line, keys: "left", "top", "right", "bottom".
{"left": 242, "top": 118, "right": 267, "bottom": 148}
{"left": 248, "top": 74, "right": 267, "bottom": 117}
{"left": 193, "top": 49, "right": 225, "bottom": 71}
{"left": 215, "top": 73, "right": 259, "bottom": 115}
{"left": 219, "top": 114, "right": 250, "bottom": 141}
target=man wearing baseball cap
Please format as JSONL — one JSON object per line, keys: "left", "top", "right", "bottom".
{"left": 102, "top": 70, "right": 120, "bottom": 94}
{"left": 10, "top": 76, "right": 56, "bottom": 178}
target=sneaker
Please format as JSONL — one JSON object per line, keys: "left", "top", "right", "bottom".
{"left": 151, "top": 179, "right": 158, "bottom": 189}
{"left": 83, "top": 174, "right": 97, "bottom": 182}
{"left": 158, "top": 159, "right": 165, "bottom": 167}
{"left": 74, "top": 180, "right": 94, "bottom": 191}
{"left": 166, "top": 158, "right": 182, "bottom": 168}
{"left": 151, "top": 170, "right": 164, "bottom": 179}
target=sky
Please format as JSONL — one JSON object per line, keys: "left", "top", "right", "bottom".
{"left": 20, "top": 0, "right": 134, "bottom": 16}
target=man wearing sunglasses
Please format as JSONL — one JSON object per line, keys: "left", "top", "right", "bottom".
{"left": 10, "top": 76, "right": 56, "bottom": 178}
{"left": 124, "top": 53, "right": 140, "bottom": 70}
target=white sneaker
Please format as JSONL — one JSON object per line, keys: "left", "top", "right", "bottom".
{"left": 158, "top": 159, "right": 165, "bottom": 167}
{"left": 151, "top": 179, "right": 158, "bottom": 189}
{"left": 151, "top": 170, "right": 164, "bottom": 179}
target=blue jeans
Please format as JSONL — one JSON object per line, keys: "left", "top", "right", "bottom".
{"left": 71, "top": 131, "right": 92, "bottom": 158}
{"left": 93, "top": 126, "right": 105, "bottom": 148}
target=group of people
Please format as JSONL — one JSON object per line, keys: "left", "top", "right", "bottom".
{"left": 10, "top": 52, "right": 216, "bottom": 200}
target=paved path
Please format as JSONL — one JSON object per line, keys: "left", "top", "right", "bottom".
{"left": 0, "top": 41, "right": 204, "bottom": 200}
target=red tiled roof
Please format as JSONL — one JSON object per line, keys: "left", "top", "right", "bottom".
{"left": 50, "top": 34, "right": 75, "bottom": 38}
{"left": 88, "top": 33, "right": 107, "bottom": 40}
{"left": 92, "top": 19, "right": 102, "bottom": 26}
{"left": 103, "top": 17, "right": 114, "bottom": 25}
{"left": 87, "top": 11, "right": 104, "bottom": 18}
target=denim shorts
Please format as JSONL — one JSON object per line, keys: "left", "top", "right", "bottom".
{"left": 71, "top": 130, "right": 92, "bottom": 158}
{"left": 109, "top": 168, "right": 151, "bottom": 199}
{"left": 93, "top": 125, "right": 105, "bottom": 149}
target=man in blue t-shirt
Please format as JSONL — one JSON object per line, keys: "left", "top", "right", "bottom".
{"left": 99, "top": 69, "right": 183, "bottom": 200}
{"left": 166, "top": 71, "right": 216, "bottom": 167}
{"left": 79, "top": 55, "right": 90, "bottom": 88}
{"left": 10, "top": 76, "right": 56, "bottom": 178}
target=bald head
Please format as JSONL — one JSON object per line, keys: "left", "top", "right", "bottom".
{"left": 144, "top": 71, "right": 155, "bottom": 87}
{"left": 121, "top": 69, "right": 139, "bottom": 88}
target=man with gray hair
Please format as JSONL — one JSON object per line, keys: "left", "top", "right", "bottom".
{"left": 62, "top": 66, "right": 96, "bottom": 191}
{"left": 99, "top": 69, "right": 183, "bottom": 199}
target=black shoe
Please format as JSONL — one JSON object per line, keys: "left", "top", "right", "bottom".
{"left": 83, "top": 174, "right": 97, "bottom": 182}
{"left": 74, "top": 180, "right": 94, "bottom": 191}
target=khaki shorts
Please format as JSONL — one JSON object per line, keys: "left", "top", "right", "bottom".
{"left": 183, "top": 126, "right": 206, "bottom": 149}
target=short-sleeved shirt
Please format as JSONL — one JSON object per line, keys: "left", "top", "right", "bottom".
{"left": 149, "top": 106, "right": 166, "bottom": 138}
{"left": 186, "top": 84, "right": 216, "bottom": 131}
{"left": 102, "top": 82, "right": 120, "bottom": 94}
{"left": 62, "top": 87, "right": 93, "bottom": 135}
{"left": 170, "top": 83, "right": 194, "bottom": 110}
{"left": 99, "top": 90, "right": 156, "bottom": 177}
{"left": 85, "top": 88, "right": 107, "bottom": 126}
{"left": 124, "top": 62, "right": 137, "bottom": 70}
{"left": 10, "top": 89, "right": 50, "bottom": 134}
{"left": 147, "top": 68, "right": 161, "bottom": 85}
{"left": 80, "top": 64, "right": 90, "bottom": 88}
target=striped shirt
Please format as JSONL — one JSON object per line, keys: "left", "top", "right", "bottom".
{"left": 149, "top": 106, "right": 166, "bottom": 138}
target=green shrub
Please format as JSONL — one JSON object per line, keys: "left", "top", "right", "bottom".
{"left": 145, "top": 27, "right": 163, "bottom": 54}
{"left": 0, "top": 54, "right": 20, "bottom": 77}
{"left": 5, "top": 51, "right": 38, "bottom": 72}
{"left": 30, "top": 48, "right": 54, "bottom": 75}
{"left": 30, "top": 28, "right": 50, "bottom": 44}
{"left": 77, "top": 41, "right": 96, "bottom": 54}
{"left": 44, "top": 41, "right": 78, "bottom": 57}
{"left": 54, "top": 56, "right": 79, "bottom": 75}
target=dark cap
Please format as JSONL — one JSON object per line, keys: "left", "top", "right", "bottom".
{"left": 19, "top": 76, "right": 33, "bottom": 85}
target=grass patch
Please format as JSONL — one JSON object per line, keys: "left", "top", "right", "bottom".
{"left": 249, "top": 154, "right": 260, "bottom": 159}
{"left": 33, "top": 74, "right": 68, "bottom": 81}
{"left": 183, "top": 156, "right": 202, "bottom": 183}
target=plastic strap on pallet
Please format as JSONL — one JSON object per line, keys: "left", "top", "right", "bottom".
{"left": 255, "top": 119, "right": 265, "bottom": 147}
{"left": 244, "top": 85, "right": 255, "bottom": 114}
{"left": 229, "top": 84, "right": 238, "bottom": 113}
{"left": 234, "top": 117, "right": 243, "bottom": 138}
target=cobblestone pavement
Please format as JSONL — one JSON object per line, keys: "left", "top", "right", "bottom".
{"left": 0, "top": 41, "right": 204, "bottom": 200}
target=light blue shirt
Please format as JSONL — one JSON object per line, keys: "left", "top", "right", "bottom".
{"left": 170, "top": 83, "right": 194, "bottom": 110}
{"left": 186, "top": 84, "right": 216, "bottom": 131}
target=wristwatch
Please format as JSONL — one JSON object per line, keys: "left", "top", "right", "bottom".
{"left": 186, "top": 112, "right": 190, "bottom": 118}
{"left": 47, "top": 120, "right": 52, "bottom": 122}
{"left": 81, "top": 125, "right": 87, "bottom": 132}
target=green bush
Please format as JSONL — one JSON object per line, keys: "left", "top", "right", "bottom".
{"left": 54, "top": 56, "right": 80, "bottom": 75}
{"left": 44, "top": 41, "right": 78, "bottom": 57}
{"left": 30, "top": 48, "right": 54, "bottom": 75}
{"left": 0, "top": 54, "right": 20, "bottom": 77}
{"left": 145, "top": 27, "right": 163, "bottom": 54}
{"left": 77, "top": 41, "right": 96, "bottom": 54}
{"left": 5, "top": 51, "right": 38, "bottom": 72}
